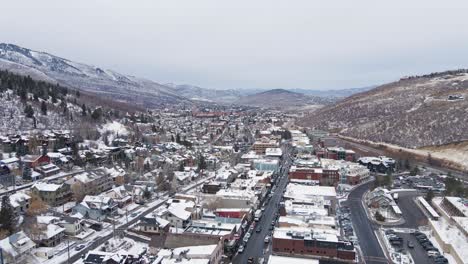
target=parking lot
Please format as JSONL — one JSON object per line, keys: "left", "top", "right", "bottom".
{"left": 383, "top": 229, "right": 448, "bottom": 264}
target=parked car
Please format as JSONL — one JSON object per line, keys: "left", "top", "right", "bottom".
{"left": 75, "top": 245, "right": 85, "bottom": 251}
{"left": 264, "top": 236, "right": 271, "bottom": 243}
{"left": 238, "top": 245, "right": 245, "bottom": 253}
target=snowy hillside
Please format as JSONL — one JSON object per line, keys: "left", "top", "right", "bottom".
{"left": 0, "top": 43, "right": 189, "bottom": 108}
{"left": 302, "top": 70, "right": 468, "bottom": 148}
{"left": 165, "top": 83, "right": 244, "bottom": 103}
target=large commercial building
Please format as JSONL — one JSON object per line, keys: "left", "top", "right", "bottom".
{"left": 272, "top": 227, "right": 356, "bottom": 262}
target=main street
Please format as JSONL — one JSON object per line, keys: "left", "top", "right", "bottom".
{"left": 232, "top": 141, "right": 292, "bottom": 264}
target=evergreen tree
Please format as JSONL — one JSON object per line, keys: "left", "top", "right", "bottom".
{"left": 404, "top": 159, "right": 410, "bottom": 170}
{"left": 198, "top": 154, "right": 207, "bottom": 170}
{"left": 81, "top": 104, "right": 87, "bottom": 116}
{"left": 22, "top": 166, "right": 32, "bottom": 181}
{"left": 24, "top": 104, "right": 34, "bottom": 118}
{"left": 0, "top": 195, "right": 16, "bottom": 234}
{"left": 91, "top": 108, "right": 102, "bottom": 120}
{"left": 425, "top": 189, "right": 435, "bottom": 202}
{"left": 41, "top": 101, "right": 47, "bottom": 115}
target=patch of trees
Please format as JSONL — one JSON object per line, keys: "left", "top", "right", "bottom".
{"left": 444, "top": 173, "right": 468, "bottom": 198}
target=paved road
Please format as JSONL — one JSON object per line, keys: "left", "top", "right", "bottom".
{"left": 232, "top": 142, "right": 292, "bottom": 264}
{"left": 396, "top": 233, "right": 433, "bottom": 264}
{"left": 66, "top": 176, "right": 215, "bottom": 264}
{"left": 347, "top": 181, "right": 388, "bottom": 264}
{"left": 336, "top": 136, "right": 467, "bottom": 181}
{"left": 396, "top": 191, "right": 427, "bottom": 228}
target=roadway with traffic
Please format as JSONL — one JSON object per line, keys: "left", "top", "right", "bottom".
{"left": 232, "top": 141, "right": 293, "bottom": 264}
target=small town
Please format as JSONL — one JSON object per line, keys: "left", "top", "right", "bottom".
{"left": 0, "top": 104, "right": 464, "bottom": 264}
{"left": 1, "top": 1, "right": 468, "bottom": 264}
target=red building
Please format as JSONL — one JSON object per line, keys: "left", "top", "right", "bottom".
{"left": 23, "top": 154, "right": 50, "bottom": 168}
{"left": 215, "top": 208, "right": 250, "bottom": 219}
{"left": 272, "top": 228, "right": 356, "bottom": 262}
{"left": 288, "top": 167, "right": 322, "bottom": 181}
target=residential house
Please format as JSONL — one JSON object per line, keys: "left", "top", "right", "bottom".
{"left": 0, "top": 231, "right": 36, "bottom": 262}
{"left": 22, "top": 154, "right": 50, "bottom": 169}
{"left": 31, "top": 182, "right": 72, "bottom": 207}
{"left": 137, "top": 215, "right": 170, "bottom": 234}
{"left": 67, "top": 169, "right": 114, "bottom": 197}
{"left": 72, "top": 195, "right": 117, "bottom": 221}
{"left": 9, "top": 191, "right": 31, "bottom": 215}
{"left": 58, "top": 216, "right": 83, "bottom": 236}
{"left": 34, "top": 216, "right": 66, "bottom": 247}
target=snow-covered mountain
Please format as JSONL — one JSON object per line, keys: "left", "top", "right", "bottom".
{"left": 301, "top": 69, "right": 468, "bottom": 148}
{"left": 165, "top": 83, "right": 244, "bottom": 103}
{"left": 234, "top": 88, "right": 334, "bottom": 109}
{"left": 0, "top": 43, "right": 189, "bottom": 108}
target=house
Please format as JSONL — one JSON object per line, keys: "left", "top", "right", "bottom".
{"left": 9, "top": 191, "right": 31, "bottom": 215}
{"left": 155, "top": 244, "right": 223, "bottom": 264}
{"left": 58, "top": 216, "right": 83, "bottom": 236}
{"left": 157, "top": 204, "right": 192, "bottom": 229}
{"left": 35, "top": 163, "right": 61, "bottom": 177}
{"left": 22, "top": 154, "right": 50, "bottom": 168}
{"left": 72, "top": 195, "right": 117, "bottom": 221}
{"left": 34, "top": 222, "right": 66, "bottom": 247}
{"left": 83, "top": 251, "right": 127, "bottom": 264}
{"left": 67, "top": 169, "right": 114, "bottom": 197}
{"left": 0, "top": 231, "right": 36, "bottom": 262}
{"left": 31, "top": 182, "right": 72, "bottom": 207}
{"left": 174, "top": 170, "right": 197, "bottom": 185}
{"left": 137, "top": 215, "right": 170, "bottom": 234}
{"left": 367, "top": 187, "right": 394, "bottom": 208}
{"left": 103, "top": 186, "right": 133, "bottom": 207}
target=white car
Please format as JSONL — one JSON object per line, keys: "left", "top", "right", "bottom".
{"left": 264, "top": 236, "right": 271, "bottom": 243}
{"left": 238, "top": 245, "right": 245, "bottom": 253}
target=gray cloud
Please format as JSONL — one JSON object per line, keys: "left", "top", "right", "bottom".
{"left": 1, "top": 0, "right": 468, "bottom": 89}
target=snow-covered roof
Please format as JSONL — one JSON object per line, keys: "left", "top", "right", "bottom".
{"left": 32, "top": 182, "right": 63, "bottom": 192}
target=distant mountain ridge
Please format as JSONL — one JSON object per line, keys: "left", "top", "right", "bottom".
{"left": 165, "top": 83, "right": 243, "bottom": 103}
{"left": 0, "top": 43, "right": 189, "bottom": 108}
{"left": 0, "top": 43, "right": 372, "bottom": 108}
{"left": 301, "top": 69, "right": 468, "bottom": 148}
{"left": 235, "top": 88, "right": 333, "bottom": 109}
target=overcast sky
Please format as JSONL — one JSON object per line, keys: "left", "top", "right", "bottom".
{"left": 2, "top": 0, "right": 468, "bottom": 90}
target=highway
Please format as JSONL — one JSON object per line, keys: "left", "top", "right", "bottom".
{"left": 232, "top": 142, "right": 292, "bottom": 264}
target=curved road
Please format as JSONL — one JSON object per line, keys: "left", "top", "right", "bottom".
{"left": 347, "top": 181, "right": 388, "bottom": 264}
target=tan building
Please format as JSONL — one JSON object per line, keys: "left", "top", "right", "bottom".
{"left": 252, "top": 137, "right": 279, "bottom": 155}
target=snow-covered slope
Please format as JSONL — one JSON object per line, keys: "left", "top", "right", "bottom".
{"left": 235, "top": 89, "right": 333, "bottom": 109}
{"left": 302, "top": 70, "right": 468, "bottom": 148}
{"left": 0, "top": 43, "right": 189, "bottom": 108}
{"left": 165, "top": 83, "right": 243, "bottom": 103}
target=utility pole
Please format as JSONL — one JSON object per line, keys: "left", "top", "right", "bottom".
{"left": 67, "top": 239, "right": 70, "bottom": 264}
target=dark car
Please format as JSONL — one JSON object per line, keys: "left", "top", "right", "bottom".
{"left": 407, "top": 241, "right": 414, "bottom": 249}
{"left": 256, "top": 226, "right": 262, "bottom": 233}
{"left": 75, "top": 244, "right": 86, "bottom": 251}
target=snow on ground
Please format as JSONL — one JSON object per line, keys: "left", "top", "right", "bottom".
{"left": 340, "top": 135, "right": 468, "bottom": 171}
{"left": 99, "top": 121, "right": 129, "bottom": 143}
